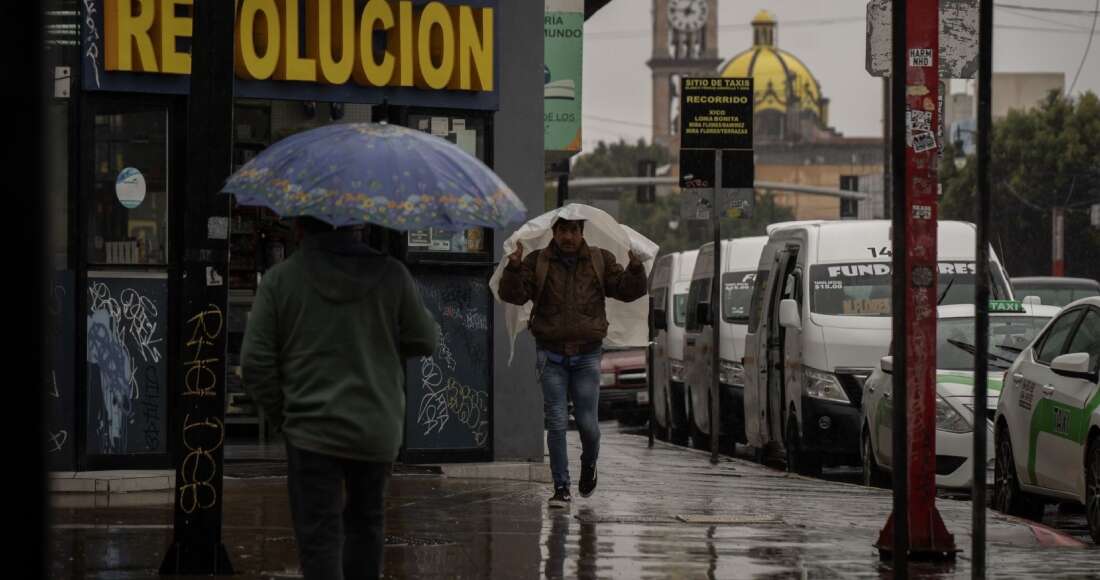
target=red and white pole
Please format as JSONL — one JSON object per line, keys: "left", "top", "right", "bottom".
{"left": 877, "top": 0, "right": 958, "bottom": 563}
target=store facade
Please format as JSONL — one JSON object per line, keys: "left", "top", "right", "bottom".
{"left": 46, "top": 0, "right": 546, "bottom": 471}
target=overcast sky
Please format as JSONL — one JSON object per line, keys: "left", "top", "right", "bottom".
{"left": 580, "top": 0, "right": 1100, "bottom": 150}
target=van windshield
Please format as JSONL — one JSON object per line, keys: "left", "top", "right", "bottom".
{"left": 673, "top": 294, "right": 688, "bottom": 327}
{"left": 810, "top": 262, "right": 992, "bottom": 316}
{"left": 722, "top": 271, "right": 757, "bottom": 323}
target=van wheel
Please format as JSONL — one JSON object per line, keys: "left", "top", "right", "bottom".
{"left": 993, "top": 423, "right": 1045, "bottom": 521}
{"left": 785, "top": 416, "right": 822, "bottom": 477}
{"left": 655, "top": 398, "right": 671, "bottom": 442}
{"left": 862, "top": 427, "right": 888, "bottom": 488}
{"left": 1087, "top": 434, "right": 1099, "bottom": 544}
{"left": 688, "top": 393, "right": 710, "bottom": 451}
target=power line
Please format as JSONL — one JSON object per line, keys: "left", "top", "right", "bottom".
{"left": 995, "top": 3, "right": 1100, "bottom": 15}
{"left": 1069, "top": 0, "right": 1100, "bottom": 93}
{"left": 584, "top": 114, "right": 653, "bottom": 129}
{"left": 998, "top": 6, "right": 1092, "bottom": 31}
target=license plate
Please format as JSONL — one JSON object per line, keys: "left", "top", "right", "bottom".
{"left": 637, "top": 391, "right": 650, "bottom": 404}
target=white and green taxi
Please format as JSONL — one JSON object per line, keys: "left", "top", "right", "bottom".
{"left": 994, "top": 296, "right": 1100, "bottom": 544}
{"left": 861, "top": 301, "right": 1060, "bottom": 490}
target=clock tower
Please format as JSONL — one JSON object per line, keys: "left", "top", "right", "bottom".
{"left": 648, "top": 0, "right": 721, "bottom": 152}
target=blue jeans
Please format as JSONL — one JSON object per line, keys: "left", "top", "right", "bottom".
{"left": 537, "top": 348, "right": 601, "bottom": 489}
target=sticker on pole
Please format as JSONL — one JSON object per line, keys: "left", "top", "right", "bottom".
{"left": 909, "top": 48, "right": 933, "bottom": 68}
{"left": 912, "top": 132, "right": 937, "bottom": 153}
{"left": 908, "top": 110, "right": 933, "bottom": 133}
{"left": 115, "top": 167, "right": 147, "bottom": 209}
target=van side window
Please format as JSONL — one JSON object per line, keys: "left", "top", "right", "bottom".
{"left": 686, "top": 278, "right": 710, "bottom": 332}
{"left": 747, "top": 269, "right": 768, "bottom": 332}
{"left": 651, "top": 287, "right": 667, "bottom": 315}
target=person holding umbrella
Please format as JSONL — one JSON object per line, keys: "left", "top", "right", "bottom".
{"left": 230, "top": 122, "right": 526, "bottom": 579}
{"left": 498, "top": 216, "right": 649, "bottom": 508}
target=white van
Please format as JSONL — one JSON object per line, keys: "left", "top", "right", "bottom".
{"left": 743, "top": 220, "right": 1013, "bottom": 474}
{"left": 651, "top": 250, "right": 698, "bottom": 443}
{"left": 681, "top": 236, "right": 768, "bottom": 450}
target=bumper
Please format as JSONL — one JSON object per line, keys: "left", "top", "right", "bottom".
{"left": 800, "top": 396, "right": 861, "bottom": 461}
{"left": 599, "top": 387, "right": 649, "bottom": 413}
{"left": 933, "top": 424, "right": 996, "bottom": 490}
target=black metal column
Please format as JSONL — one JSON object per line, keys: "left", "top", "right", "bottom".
{"left": 890, "top": 0, "right": 910, "bottom": 574}
{"left": 972, "top": 1, "right": 994, "bottom": 577}
{"left": 160, "top": 0, "right": 235, "bottom": 574}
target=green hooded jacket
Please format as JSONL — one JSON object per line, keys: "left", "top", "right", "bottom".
{"left": 241, "top": 232, "right": 439, "bottom": 462}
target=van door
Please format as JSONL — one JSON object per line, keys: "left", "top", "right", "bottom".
{"left": 744, "top": 255, "right": 772, "bottom": 448}
{"left": 783, "top": 263, "right": 806, "bottom": 436}
{"left": 765, "top": 250, "right": 798, "bottom": 444}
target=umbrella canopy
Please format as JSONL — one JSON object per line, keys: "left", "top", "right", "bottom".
{"left": 222, "top": 122, "right": 526, "bottom": 231}
{"left": 489, "top": 203, "right": 659, "bottom": 364}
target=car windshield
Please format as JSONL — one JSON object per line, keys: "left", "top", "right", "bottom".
{"left": 673, "top": 293, "right": 688, "bottom": 327}
{"left": 810, "top": 261, "right": 1002, "bottom": 316}
{"left": 937, "top": 315, "right": 1050, "bottom": 371}
{"left": 722, "top": 271, "right": 756, "bottom": 323}
{"left": 1012, "top": 284, "right": 1099, "bottom": 307}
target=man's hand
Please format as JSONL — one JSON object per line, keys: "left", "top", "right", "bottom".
{"left": 627, "top": 250, "right": 642, "bottom": 268}
{"left": 507, "top": 242, "right": 524, "bottom": 268}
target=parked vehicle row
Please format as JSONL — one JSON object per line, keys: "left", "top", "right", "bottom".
{"left": 646, "top": 219, "right": 1098, "bottom": 543}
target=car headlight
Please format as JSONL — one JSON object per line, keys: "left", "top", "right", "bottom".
{"left": 600, "top": 372, "right": 616, "bottom": 387}
{"left": 937, "top": 395, "right": 973, "bottom": 434}
{"left": 669, "top": 359, "right": 685, "bottom": 383}
{"left": 803, "top": 367, "right": 849, "bottom": 403}
{"left": 720, "top": 360, "right": 745, "bottom": 386}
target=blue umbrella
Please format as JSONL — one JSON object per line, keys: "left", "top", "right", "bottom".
{"left": 221, "top": 122, "right": 526, "bottom": 231}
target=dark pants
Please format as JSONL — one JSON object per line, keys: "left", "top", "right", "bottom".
{"left": 285, "top": 442, "right": 391, "bottom": 580}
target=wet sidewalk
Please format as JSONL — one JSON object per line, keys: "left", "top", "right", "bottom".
{"left": 49, "top": 426, "right": 1098, "bottom": 579}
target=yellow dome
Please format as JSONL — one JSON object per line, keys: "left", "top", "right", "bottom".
{"left": 719, "top": 13, "right": 825, "bottom": 120}
{"left": 752, "top": 10, "right": 776, "bottom": 25}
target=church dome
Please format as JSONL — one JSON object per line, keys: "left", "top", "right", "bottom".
{"left": 719, "top": 11, "right": 826, "bottom": 123}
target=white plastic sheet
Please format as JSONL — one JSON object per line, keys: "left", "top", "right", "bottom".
{"left": 489, "top": 204, "right": 659, "bottom": 364}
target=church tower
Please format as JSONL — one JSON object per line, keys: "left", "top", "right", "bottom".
{"left": 648, "top": 0, "right": 722, "bottom": 152}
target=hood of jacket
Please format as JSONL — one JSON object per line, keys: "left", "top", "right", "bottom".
{"left": 300, "top": 231, "right": 390, "bottom": 303}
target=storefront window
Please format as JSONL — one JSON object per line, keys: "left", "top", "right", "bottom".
{"left": 88, "top": 106, "right": 169, "bottom": 266}
{"left": 406, "top": 113, "right": 489, "bottom": 254}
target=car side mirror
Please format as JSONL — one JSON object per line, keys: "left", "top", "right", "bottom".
{"left": 1022, "top": 295, "right": 1042, "bottom": 306}
{"left": 779, "top": 299, "right": 801, "bottom": 330}
{"left": 880, "top": 355, "right": 894, "bottom": 374}
{"left": 695, "top": 303, "right": 712, "bottom": 326}
{"left": 654, "top": 309, "right": 668, "bottom": 331}
{"left": 1050, "top": 352, "right": 1098, "bottom": 382}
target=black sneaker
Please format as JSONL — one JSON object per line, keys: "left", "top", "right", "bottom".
{"left": 579, "top": 464, "right": 597, "bottom": 497}
{"left": 548, "top": 486, "right": 571, "bottom": 508}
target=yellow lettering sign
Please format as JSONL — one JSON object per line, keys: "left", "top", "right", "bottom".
{"left": 416, "top": 2, "right": 454, "bottom": 90}
{"left": 153, "top": 0, "right": 192, "bottom": 74}
{"left": 103, "top": 0, "right": 494, "bottom": 92}
{"left": 235, "top": 0, "right": 282, "bottom": 80}
{"left": 275, "top": 0, "right": 317, "bottom": 81}
{"left": 354, "top": 0, "right": 396, "bottom": 86}
{"left": 307, "top": 0, "right": 355, "bottom": 85}
{"left": 105, "top": 0, "right": 160, "bottom": 72}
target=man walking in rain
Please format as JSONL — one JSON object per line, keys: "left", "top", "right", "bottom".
{"left": 241, "top": 217, "right": 439, "bottom": 580}
{"left": 499, "top": 217, "right": 648, "bottom": 507}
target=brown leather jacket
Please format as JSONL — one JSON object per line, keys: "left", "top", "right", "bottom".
{"left": 499, "top": 241, "right": 648, "bottom": 354}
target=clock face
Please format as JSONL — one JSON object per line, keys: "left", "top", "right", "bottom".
{"left": 668, "top": 0, "right": 708, "bottom": 33}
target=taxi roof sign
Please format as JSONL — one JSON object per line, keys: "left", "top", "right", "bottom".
{"left": 989, "top": 300, "right": 1025, "bottom": 313}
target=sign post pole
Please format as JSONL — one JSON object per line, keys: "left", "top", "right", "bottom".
{"left": 875, "top": 0, "right": 958, "bottom": 565}
{"left": 677, "top": 77, "right": 754, "bottom": 465}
